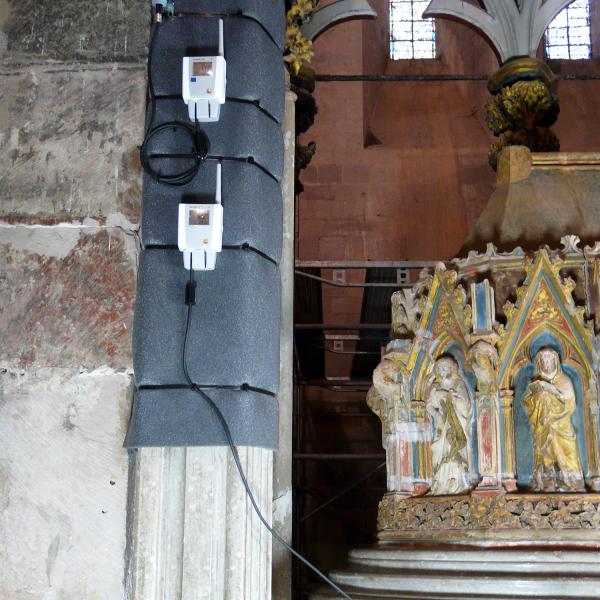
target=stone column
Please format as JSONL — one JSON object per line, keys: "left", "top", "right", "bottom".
{"left": 410, "top": 400, "right": 431, "bottom": 494}
{"left": 126, "top": 446, "right": 273, "bottom": 600}
{"left": 474, "top": 391, "right": 502, "bottom": 490}
{"left": 272, "top": 83, "right": 296, "bottom": 599}
{"left": 392, "top": 424, "right": 415, "bottom": 495}
{"left": 586, "top": 385, "right": 600, "bottom": 491}
{"left": 500, "top": 389, "right": 517, "bottom": 492}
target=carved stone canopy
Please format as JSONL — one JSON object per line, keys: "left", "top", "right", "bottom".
{"left": 462, "top": 147, "right": 600, "bottom": 255}
{"left": 369, "top": 236, "right": 600, "bottom": 541}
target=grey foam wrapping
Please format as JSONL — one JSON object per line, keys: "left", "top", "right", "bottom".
{"left": 133, "top": 248, "right": 281, "bottom": 394}
{"left": 147, "top": 98, "right": 283, "bottom": 182}
{"left": 141, "top": 161, "right": 283, "bottom": 263}
{"left": 124, "top": 387, "right": 278, "bottom": 448}
{"left": 172, "top": 0, "right": 284, "bottom": 49}
{"left": 151, "top": 17, "right": 284, "bottom": 123}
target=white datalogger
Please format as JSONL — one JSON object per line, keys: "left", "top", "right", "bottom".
{"left": 178, "top": 164, "right": 223, "bottom": 270}
{"left": 182, "top": 19, "right": 226, "bottom": 122}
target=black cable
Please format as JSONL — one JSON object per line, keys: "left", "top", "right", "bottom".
{"left": 142, "top": 19, "right": 210, "bottom": 186}
{"left": 182, "top": 261, "right": 353, "bottom": 600}
{"left": 140, "top": 120, "right": 209, "bottom": 186}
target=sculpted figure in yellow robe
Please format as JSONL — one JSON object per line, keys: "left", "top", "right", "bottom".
{"left": 523, "top": 348, "right": 585, "bottom": 492}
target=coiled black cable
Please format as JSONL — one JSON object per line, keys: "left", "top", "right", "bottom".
{"left": 141, "top": 18, "right": 210, "bottom": 187}
{"left": 140, "top": 120, "right": 209, "bottom": 186}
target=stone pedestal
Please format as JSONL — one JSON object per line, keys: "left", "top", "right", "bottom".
{"left": 311, "top": 543, "right": 600, "bottom": 599}
{"left": 461, "top": 148, "right": 600, "bottom": 255}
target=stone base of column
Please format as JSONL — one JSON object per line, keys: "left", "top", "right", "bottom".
{"left": 125, "top": 446, "right": 273, "bottom": 600}
{"left": 310, "top": 543, "right": 600, "bottom": 599}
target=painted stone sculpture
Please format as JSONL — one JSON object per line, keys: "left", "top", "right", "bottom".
{"left": 426, "top": 356, "right": 473, "bottom": 495}
{"left": 524, "top": 347, "right": 584, "bottom": 492}
{"left": 369, "top": 237, "right": 600, "bottom": 543}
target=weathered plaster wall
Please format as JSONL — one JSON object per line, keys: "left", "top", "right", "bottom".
{"left": 0, "top": 367, "right": 132, "bottom": 599}
{"left": 2, "top": 0, "right": 147, "bottom": 62}
{"left": 0, "top": 66, "right": 144, "bottom": 220}
{"left": 0, "top": 1, "right": 145, "bottom": 597}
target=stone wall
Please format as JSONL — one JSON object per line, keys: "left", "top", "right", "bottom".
{"left": 0, "top": 1, "right": 146, "bottom": 597}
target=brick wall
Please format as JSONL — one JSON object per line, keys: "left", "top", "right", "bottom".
{"left": 297, "top": 6, "right": 600, "bottom": 379}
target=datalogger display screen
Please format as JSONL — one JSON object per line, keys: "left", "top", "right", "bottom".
{"left": 192, "top": 61, "right": 213, "bottom": 77}
{"left": 189, "top": 208, "right": 210, "bottom": 225}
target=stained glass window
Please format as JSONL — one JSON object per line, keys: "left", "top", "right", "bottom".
{"left": 545, "top": 0, "right": 592, "bottom": 59}
{"left": 390, "top": 0, "right": 436, "bottom": 59}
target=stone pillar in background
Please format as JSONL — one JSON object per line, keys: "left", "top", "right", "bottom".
{"left": 423, "top": 1, "right": 567, "bottom": 170}
{"left": 272, "top": 80, "right": 296, "bottom": 600}
{"left": 126, "top": 446, "right": 273, "bottom": 600}
{"left": 0, "top": 2, "right": 146, "bottom": 597}
{"left": 410, "top": 400, "right": 430, "bottom": 494}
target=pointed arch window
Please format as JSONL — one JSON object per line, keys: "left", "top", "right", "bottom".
{"left": 390, "top": 0, "right": 436, "bottom": 59}
{"left": 545, "top": 0, "right": 592, "bottom": 59}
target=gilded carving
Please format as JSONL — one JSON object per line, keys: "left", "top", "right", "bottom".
{"left": 370, "top": 345, "right": 411, "bottom": 431}
{"left": 502, "top": 300, "right": 516, "bottom": 323}
{"left": 485, "top": 80, "right": 560, "bottom": 169}
{"left": 425, "top": 356, "right": 474, "bottom": 495}
{"left": 431, "top": 300, "right": 459, "bottom": 338}
{"left": 366, "top": 386, "right": 386, "bottom": 429}
{"left": 284, "top": 0, "right": 315, "bottom": 74}
{"left": 369, "top": 359, "right": 399, "bottom": 456}
{"left": 495, "top": 250, "right": 594, "bottom": 373}
{"left": 369, "top": 344, "right": 415, "bottom": 493}
{"left": 529, "top": 287, "right": 562, "bottom": 323}
{"left": 378, "top": 493, "right": 600, "bottom": 534}
{"left": 469, "top": 340, "right": 498, "bottom": 396}
{"left": 469, "top": 341, "right": 502, "bottom": 488}
{"left": 414, "top": 264, "right": 472, "bottom": 347}
{"left": 524, "top": 348, "right": 585, "bottom": 492}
